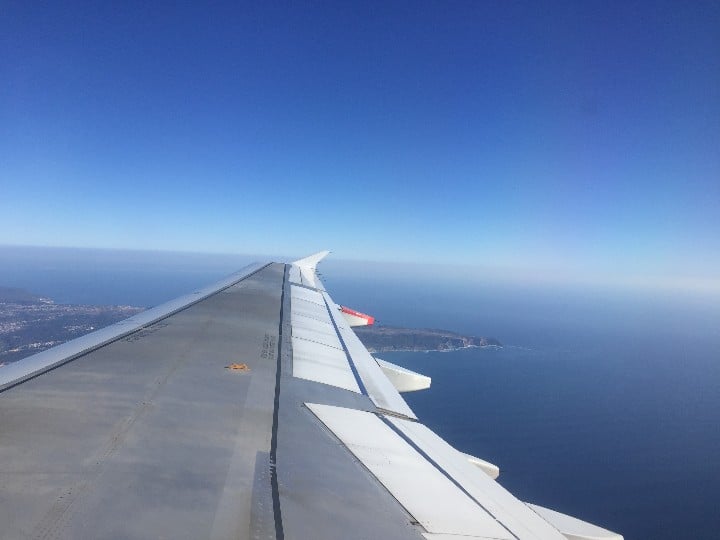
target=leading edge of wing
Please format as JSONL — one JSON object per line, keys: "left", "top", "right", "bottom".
{"left": 0, "top": 261, "right": 268, "bottom": 393}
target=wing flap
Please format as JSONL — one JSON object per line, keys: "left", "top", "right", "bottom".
{"left": 324, "top": 292, "right": 417, "bottom": 419}
{"left": 307, "top": 403, "right": 513, "bottom": 539}
{"left": 386, "top": 417, "right": 567, "bottom": 539}
{"left": 291, "top": 337, "right": 361, "bottom": 392}
{"left": 526, "top": 504, "right": 624, "bottom": 540}
{"left": 290, "top": 285, "right": 326, "bottom": 306}
{"left": 291, "top": 298, "right": 331, "bottom": 322}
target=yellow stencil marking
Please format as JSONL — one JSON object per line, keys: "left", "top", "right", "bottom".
{"left": 226, "top": 363, "right": 250, "bottom": 372}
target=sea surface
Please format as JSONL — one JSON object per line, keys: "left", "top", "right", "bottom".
{"left": 1, "top": 246, "right": 718, "bottom": 539}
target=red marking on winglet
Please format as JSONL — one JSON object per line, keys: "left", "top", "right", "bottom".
{"left": 340, "top": 306, "right": 375, "bottom": 325}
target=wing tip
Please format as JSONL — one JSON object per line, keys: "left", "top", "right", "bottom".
{"left": 292, "top": 250, "right": 330, "bottom": 269}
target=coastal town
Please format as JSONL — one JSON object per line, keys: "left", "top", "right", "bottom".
{"left": 0, "top": 287, "right": 143, "bottom": 364}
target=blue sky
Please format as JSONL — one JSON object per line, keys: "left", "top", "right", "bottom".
{"left": 1, "top": 2, "right": 718, "bottom": 290}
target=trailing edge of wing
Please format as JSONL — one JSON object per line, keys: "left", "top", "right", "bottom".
{"left": 527, "top": 504, "right": 624, "bottom": 540}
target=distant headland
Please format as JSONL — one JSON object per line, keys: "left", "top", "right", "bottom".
{"left": 355, "top": 325, "right": 501, "bottom": 353}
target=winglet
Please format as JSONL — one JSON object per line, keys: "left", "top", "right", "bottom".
{"left": 291, "top": 251, "right": 330, "bottom": 290}
{"left": 292, "top": 251, "right": 330, "bottom": 270}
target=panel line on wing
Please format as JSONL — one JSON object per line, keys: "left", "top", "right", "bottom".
{"left": 288, "top": 265, "right": 301, "bottom": 286}
{"left": 377, "top": 416, "right": 518, "bottom": 540}
{"left": 385, "top": 418, "right": 567, "bottom": 539}
{"left": 291, "top": 326, "right": 343, "bottom": 350}
{"left": 290, "top": 285, "right": 326, "bottom": 305}
{"left": 290, "top": 338, "right": 361, "bottom": 393}
{"left": 287, "top": 281, "right": 321, "bottom": 293}
{"left": 270, "top": 264, "right": 288, "bottom": 540}
{"left": 289, "top": 285, "right": 361, "bottom": 393}
{"left": 320, "top": 296, "right": 368, "bottom": 397}
{"left": 290, "top": 299, "right": 327, "bottom": 322}
{"left": 306, "top": 403, "right": 514, "bottom": 539}
{"left": 320, "top": 291, "right": 416, "bottom": 419}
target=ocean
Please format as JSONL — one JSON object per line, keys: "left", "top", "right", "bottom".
{"left": 1, "top": 246, "right": 718, "bottom": 539}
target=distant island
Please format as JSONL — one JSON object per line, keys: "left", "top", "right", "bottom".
{"left": 0, "top": 287, "right": 500, "bottom": 364}
{"left": 355, "top": 325, "right": 501, "bottom": 352}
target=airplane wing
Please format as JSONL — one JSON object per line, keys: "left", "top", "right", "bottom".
{"left": 0, "top": 253, "right": 623, "bottom": 540}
